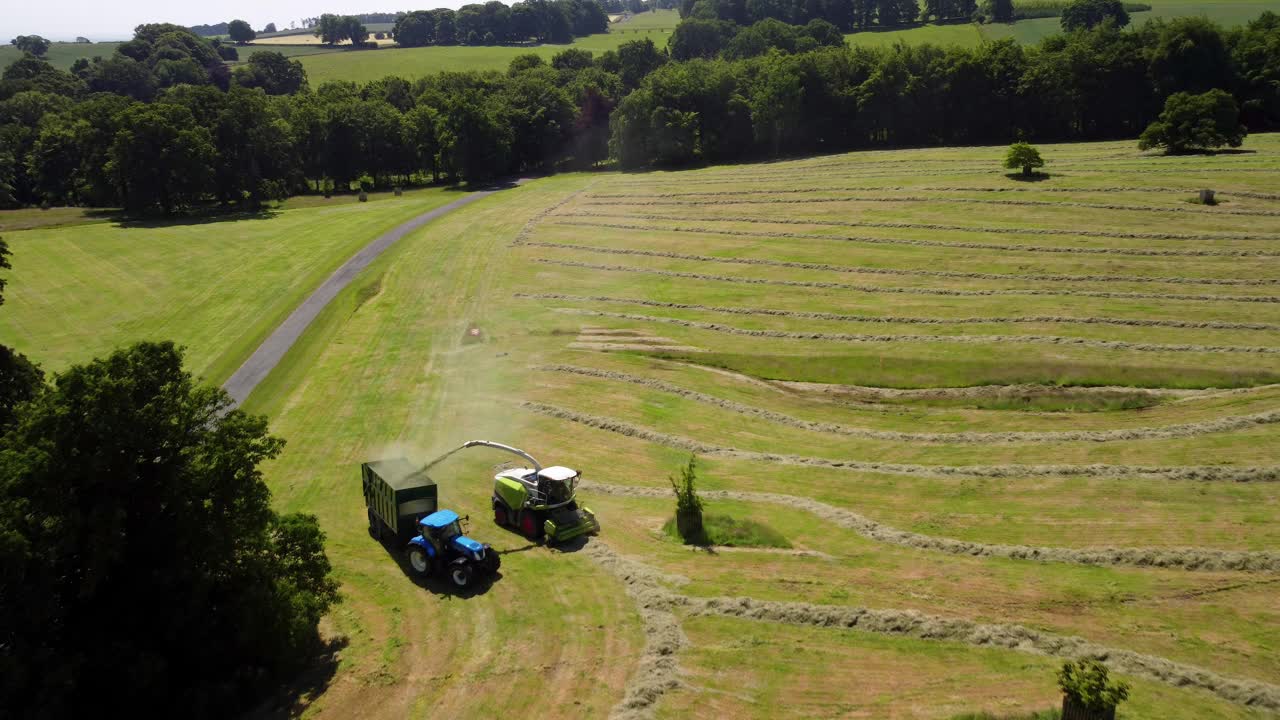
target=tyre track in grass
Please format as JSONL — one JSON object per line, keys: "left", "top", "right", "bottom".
{"left": 581, "top": 482, "right": 1280, "bottom": 573}
{"left": 535, "top": 364, "right": 1280, "bottom": 445}
{"left": 521, "top": 402, "right": 1280, "bottom": 482}
{"left": 550, "top": 307, "right": 1280, "bottom": 355}
{"left": 221, "top": 183, "right": 521, "bottom": 406}
{"left": 588, "top": 541, "right": 1280, "bottom": 711}
{"left": 532, "top": 258, "right": 1280, "bottom": 305}
{"left": 520, "top": 293, "right": 1280, "bottom": 331}
{"left": 517, "top": 240, "right": 1280, "bottom": 287}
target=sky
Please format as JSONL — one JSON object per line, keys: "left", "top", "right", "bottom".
{"left": 3, "top": 1, "right": 469, "bottom": 42}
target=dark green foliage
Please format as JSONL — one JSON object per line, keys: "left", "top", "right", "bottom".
{"left": 227, "top": 19, "right": 256, "bottom": 44}
{"left": 9, "top": 35, "right": 50, "bottom": 57}
{"left": 1060, "top": 0, "right": 1128, "bottom": 31}
{"left": 1148, "top": 16, "right": 1233, "bottom": 97}
{"left": 0, "top": 341, "right": 339, "bottom": 718}
{"left": 1139, "top": 88, "right": 1246, "bottom": 153}
{"left": 315, "top": 14, "right": 368, "bottom": 45}
{"left": 234, "top": 51, "right": 308, "bottom": 95}
{"left": 264, "top": 22, "right": 278, "bottom": 33}
{"left": 1233, "top": 12, "right": 1280, "bottom": 129}
{"left": 395, "top": 10, "right": 437, "bottom": 47}
{"left": 107, "top": 102, "right": 216, "bottom": 212}
{"left": 1057, "top": 660, "right": 1130, "bottom": 712}
{"left": 670, "top": 18, "right": 739, "bottom": 59}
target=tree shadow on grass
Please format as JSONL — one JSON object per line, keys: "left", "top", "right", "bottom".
{"left": 110, "top": 207, "right": 281, "bottom": 229}
{"left": 1004, "top": 171, "right": 1052, "bottom": 182}
{"left": 1160, "top": 148, "right": 1258, "bottom": 156}
{"left": 244, "top": 634, "right": 348, "bottom": 720}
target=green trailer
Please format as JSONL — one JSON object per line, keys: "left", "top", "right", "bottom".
{"left": 362, "top": 458, "right": 438, "bottom": 544}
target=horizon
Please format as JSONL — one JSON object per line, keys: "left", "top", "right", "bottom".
{"left": 2, "top": 1, "right": 479, "bottom": 43}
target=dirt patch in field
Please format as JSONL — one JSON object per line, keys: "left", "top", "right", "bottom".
{"left": 522, "top": 401, "right": 1280, "bottom": 483}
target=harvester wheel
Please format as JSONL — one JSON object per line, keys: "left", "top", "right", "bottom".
{"left": 494, "top": 505, "right": 507, "bottom": 527}
{"left": 519, "top": 512, "right": 540, "bottom": 539}
{"left": 449, "top": 562, "right": 474, "bottom": 588}
{"left": 407, "top": 547, "right": 431, "bottom": 576}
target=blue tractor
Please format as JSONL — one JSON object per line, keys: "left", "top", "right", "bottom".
{"left": 407, "top": 510, "right": 501, "bottom": 588}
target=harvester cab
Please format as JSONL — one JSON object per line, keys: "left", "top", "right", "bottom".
{"left": 492, "top": 463, "right": 598, "bottom": 543}
{"left": 406, "top": 509, "right": 500, "bottom": 588}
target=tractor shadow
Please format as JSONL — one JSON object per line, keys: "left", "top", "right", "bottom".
{"left": 374, "top": 534, "right": 501, "bottom": 599}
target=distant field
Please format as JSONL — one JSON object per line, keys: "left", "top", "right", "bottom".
{"left": 292, "top": 9, "right": 679, "bottom": 84}
{"left": 849, "top": 0, "right": 1280, "bottom": 47}
{"left": 0, "top": 187, "right": 460, "bottom": 384}
{"left": 0, "top": 41, "right": 123, "bottom": 70}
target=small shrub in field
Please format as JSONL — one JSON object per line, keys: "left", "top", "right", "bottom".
{"left": 662, "top": 514, "right": 791, "bottom": 548}
{"left": 670, "top": 454, "right": 704, "bottom": 542}
{"left": 1139, "top": 89, "right": 1246, "bottom": 154}
{"left": 1058, "top": 659, "right": 1130, "bottom": 715}
{"left": 1004, "top": 142, "right": 1045, "bottom": 176}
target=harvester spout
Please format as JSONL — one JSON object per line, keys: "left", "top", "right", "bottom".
{"left": 417, "top": 439, "right": 543, "bottom": 474}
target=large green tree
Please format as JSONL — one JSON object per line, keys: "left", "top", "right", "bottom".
{"left": 1060, "top": 0, "right": 1129, "bottom": 31}
{"left": 227, "top": 19, "right": 256, "bottom": 44}
{"left": 0, "top": 341, "right": 338, "bottom": 718}
{"left": 9, "top": 35, "right": 51, "bottom": 57}
{"left": 0, "top": 240, "right": 44, "bottom": 430}
{"left": 1138, "top": 88, "right": 1247, "bottom": 153}
{"left": 107, "top": 102, "right": 216, "bottom": 212}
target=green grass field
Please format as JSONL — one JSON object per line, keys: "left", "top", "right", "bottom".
{"left": 848, "top": 0, "right": 1280, "bottom": 48}
{"left": 289, "top": 10, "right": 680, "bottom": 84}
{"left": 5, "top": 136, "right": 1280, "bottom": 717}
{"left": 0, "top": 187, "right": 461, "bottom": 384}
{"left": 0, "top": 41, "right": 123, "bottom": 70}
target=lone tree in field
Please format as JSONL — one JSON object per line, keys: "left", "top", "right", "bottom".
{"left": 670, "top": 454, "right": 704, "bottom": 543}
{"left": 264, "top": 22, "right": 278, "bottom": 33}
{"left": 1139, "top": 89, "right": 1247, "bottom": 154}
{"left": 1058, "top": 659, "right": 1130, "bottom": 718}
{"left": 0, "top": 341, "right": 339, "bottom": 717}
{"left": 1061, "top": 0, "right": 1129, "bottom": 31}
{"left": 9, "top": 35, "right": 51, "bottom": 57}
{"left": 227, "top": 19, "right": 256, "bottom": 44}
{"left": 1004, "top": 142, "right": 1045, "bottom": 176}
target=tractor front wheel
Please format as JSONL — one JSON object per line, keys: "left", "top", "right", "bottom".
{"left": 449, "top": 562, "right": 474, "bottom": 588}
{"left": 483, "top": 551, "right": 501, "bottom": 574}
{"left": 407, "top": 547, "right": 431, "bottom": 576}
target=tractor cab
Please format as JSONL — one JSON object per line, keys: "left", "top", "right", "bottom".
{"left": 407, "top": 510, "right": 499, "bottom": 587}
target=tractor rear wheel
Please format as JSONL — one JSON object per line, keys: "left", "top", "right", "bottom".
{"left": 407, "top": 547, "right": 431, "bottom": 576}
{"left": 449, "top": 562, "right": 474, "bottom": 588}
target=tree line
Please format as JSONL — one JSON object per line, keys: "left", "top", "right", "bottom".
{"left": 1, "top": 12, "right": 1278, "bottom": 211}
{"left": 613, "top": 13, "right": 1279, "bottom": 165}
{"left": 394, "top": 0, "right": 610, "bottom": 47}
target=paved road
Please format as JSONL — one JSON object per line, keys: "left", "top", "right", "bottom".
{"left": 222, "top": 186, "right": 513, "bottom": 407}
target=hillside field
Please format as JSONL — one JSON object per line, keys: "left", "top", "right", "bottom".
{"left": 0, "top": 41, "right": 123, "bottom": 70}
{"left": 4, "top": 136, "right": 1280, "bottom": 717}
{"left": 276, "top": 9, "right": 680, "bottom": 84}
{"left": 849, "top": 0, "right": 1280, "bottom": 48}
